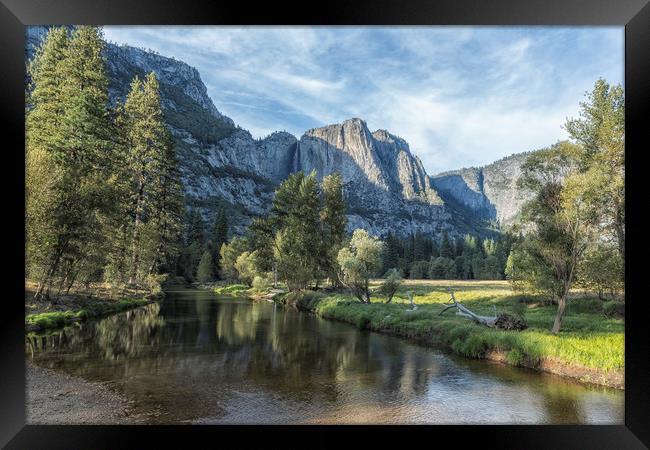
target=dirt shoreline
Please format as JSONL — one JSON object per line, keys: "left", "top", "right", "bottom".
{"left": 26, "top": 361, "right": 149, "bottom": 424}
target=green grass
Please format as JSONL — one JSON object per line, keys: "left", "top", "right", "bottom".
{"left": 214, "top": 284, "right": 251, "bottom": 295}
{"left": 26, "top": 298, "right": 150, "bottom": 331}
{"left": 270, "top": 280, "right": 624, "bottom": 374}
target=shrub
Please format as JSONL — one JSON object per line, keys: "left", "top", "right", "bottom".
{"left": 252, "top": 274, "right": 272, "bottom": 292}
{"left": 145, "top": 273, "right": 168, "bottom": 297}
{"left": 377, "top": 268, "right": 403, "bottom": 303}
{"left": 603, "top": 301, "right": 624, "bottom": 318}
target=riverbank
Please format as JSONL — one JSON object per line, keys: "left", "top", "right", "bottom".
{"left": 25, "top": 280, "right": 156, "bottom": 333}
{"left": 220, "top": 280, "right": 624, "bottom": 389}
{"left": 26, "top": 361, "right": 148, "bottom": 424}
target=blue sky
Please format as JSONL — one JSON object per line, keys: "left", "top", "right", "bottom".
{"left": 103, "top": 26, "right": 623, "bottom": 174}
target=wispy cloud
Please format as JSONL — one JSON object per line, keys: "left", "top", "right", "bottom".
{"left": 103, "top": 26, "right": 623, "bottom": 173}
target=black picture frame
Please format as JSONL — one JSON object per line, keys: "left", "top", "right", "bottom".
{"left": 1, "top": 0, "right": 648, "bottom": 448}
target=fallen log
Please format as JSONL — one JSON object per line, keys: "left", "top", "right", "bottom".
{"left": 439, "top": 289, "right": 497, "bottom": 327}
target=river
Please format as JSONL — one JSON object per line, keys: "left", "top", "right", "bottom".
{"left": 26, "top": 287, "right": 624, "bottom": 424}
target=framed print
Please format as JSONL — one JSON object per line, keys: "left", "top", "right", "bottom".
{"left": 1, "top": 0, "right": 649, "bottom": 448}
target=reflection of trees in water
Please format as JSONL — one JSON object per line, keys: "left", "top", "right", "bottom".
{"left": 27, "top": 303, "right": 165, "bottom": 361}
{"left": 26, "top": 292, "right": 618, "bottom": 424}
{"left": 28, "top": 294, "right": 445, "bottom": 405}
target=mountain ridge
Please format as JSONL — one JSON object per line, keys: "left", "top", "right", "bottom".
{"left": 26, "top": 26, "right": 533, "bottom": 237}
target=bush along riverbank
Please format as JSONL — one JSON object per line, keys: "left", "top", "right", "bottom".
{"left": 215, "top": 280, "right": 624, "bottom": 389}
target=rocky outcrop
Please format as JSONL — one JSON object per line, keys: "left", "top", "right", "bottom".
{"left": 431, "top": 152, "right": 533, "bottom": 226}
{"left": 296, "top": 118, "right": 451, "bottom": 235}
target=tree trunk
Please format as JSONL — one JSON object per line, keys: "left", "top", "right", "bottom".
{"left": 551, "top": 294, "right": 567, "bottom": 333}
{"left": 273, "top": 262, "right": 278, "bottom": 288}
{"left": 128, "top": 171, "right": 146, "bottom": 285}
{"left": 439, "top": 290, "right": 495, "bottom": 326}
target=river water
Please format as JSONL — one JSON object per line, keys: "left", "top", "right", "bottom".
{"left": 26, "top": 288, "right": 624, "bottom": 424}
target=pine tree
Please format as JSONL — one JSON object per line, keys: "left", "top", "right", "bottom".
{"left": 26, "top": 27, "right": 70, "bottom": 292}
{"left": 269, "top": 171, "right": 322, "bottom": 290}
{"left": 110, "top": 71, "right": 185, "bottom": 286}
{"left": 382, "top": 232, "right": 400, "bottom": 274}
{"left": 27, "top": 26, "right": 114, "bottom": 300}
{"left": 320, "top": 173, "right": 347, "bottom": 286}
{"left": 412, "top": 231, "right": 425, "bottom": 261}
{"left": 440, "top": 231, "right": 454, "bottom": 258}
{"left": 208, "top": 207, "right": 229, "bottom": 276}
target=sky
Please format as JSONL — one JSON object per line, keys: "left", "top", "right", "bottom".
{"left": 103, "top": 26, "right": 623, "bottom": 174}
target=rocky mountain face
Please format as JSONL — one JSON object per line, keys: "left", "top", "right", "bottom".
{"left": 431, "top": 152, "right": 534, "bottom": 226}
{"left": 26, "top": 26, "right": 532, "bottom": 237}
{"left": 296, "top": 119, "right": 453, "bottom": 235}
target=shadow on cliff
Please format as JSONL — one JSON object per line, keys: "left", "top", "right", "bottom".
{"left": 431, "top": 174, "right": 498, "bottom": 222}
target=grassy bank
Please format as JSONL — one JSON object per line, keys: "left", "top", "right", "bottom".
{"left": 220, "top": 280, "right": 624, "bottom": 389}
{"left": 26, "top": 298, "right": 152, "bottom": 332}
{"left": 25, "top": 280, "right": 157, "bottom": 333}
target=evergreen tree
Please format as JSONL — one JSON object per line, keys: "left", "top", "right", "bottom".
{"left": 320, "top": 173, "right": 347, "bottom": 286}
{"left": 412, "top": 231, "right": 426, "bottom": 261}
{"left": 26, "top": 27, "right": 70, "bottom": 293}
{"left": 454, "top": 237, "right": 465, "bottom": 258}
{"left": 382, "top": 232, "right": 400, "bottom": 274}
{"left": 440, "top": 231, "right": 454, "bottom": 258}
{"left": 115, "top": 72, "right": 184, "bottom": 285}
{"left": 27, "top": 26, "right": 114, "bottom": 300}
{"left": 270, "top": 171, "right": 322, "bottom": 290}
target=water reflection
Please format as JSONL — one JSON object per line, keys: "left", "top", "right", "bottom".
{"left": 27, "top": 288, "right": 623, "bottom": 424}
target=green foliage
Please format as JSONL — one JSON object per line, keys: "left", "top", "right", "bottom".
{"left": 234, "top": 251, "right": 257, "bottom": 287}
{"left": 337, "top": 229, "right": 383, "bottom": 303}
{"left": 196, "top": 250, "right": 214, "bottom": 283}
{"left": 208, "top": 207, "right": 228, "bottom": 276}
{"left": 26, "top": 26, "right": 184, "bottom": 302}
{"left": 428, "top": 257, "right": 456, "bottom": 279}
{"left": 577, "top": 244, "right": 624, "bottom": 299}
{"left": 602, "top": 301, "right": 624, "bottom": 318}
{"left": 214, "top": 284, "right": 250, "bottom": 295}
{"left": 440, "top": 231, "right": 454, "bottom": 258}
{"left": 377, "top": 268, "right": 403, "bottom": 303}
{"left": 381, "top": 232, "right": 400, "bottom": 273}
{"left": 269, "top": 171, "right": 323, "bottom": 290}
{"left": 564, "top": 79, "right": 624, "bottom": 271}
{"left": 409, "top": 260, "right": 430, "bottom": 279}
{"left": 379, "top": 231, "right": 513, "bottom": 281}
{"left": 251, "top": 274, "right": 273, "bottom": 292}
{"left": 320, "top": 173, "right": 347, "bottom": 285}
{"left": 219, "top": 237, "right": 248, "bottom": 282}
{"left": 246, "top": 217, "right": 274, "bottom": 274}
{"left": 26, "top": 26, "right": 118, "bottom": 299}
{"left": 515, "top": 141, "right": 589, "bottom": 332}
